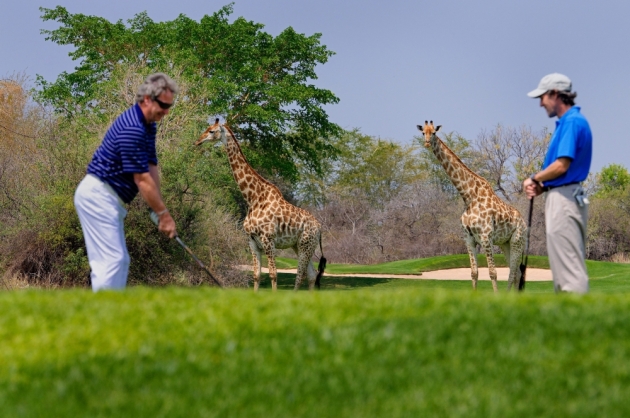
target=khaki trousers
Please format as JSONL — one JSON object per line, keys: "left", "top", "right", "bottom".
{"left": 545, "top": 185, "right": 589, "bottom": 293}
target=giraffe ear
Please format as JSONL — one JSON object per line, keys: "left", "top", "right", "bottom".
{"left": 417, "top": 125, "right": 423, "bottom": 131}
{"left": 435, "top": 125, "right": 442, "bottom": 132}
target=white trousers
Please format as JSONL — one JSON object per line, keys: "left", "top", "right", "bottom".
{"left": 74, "top": 174, "right": 130, "bottom": 291}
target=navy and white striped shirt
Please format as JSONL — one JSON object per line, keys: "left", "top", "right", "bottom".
{"left": 87, "top": 104, "right": 158, "bottom": 203}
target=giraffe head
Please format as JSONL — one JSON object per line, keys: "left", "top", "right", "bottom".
{"left": 416, "top": 120, "right": 441, "bottom": 147}
{"left": 195, "top": 118, "right": 231, "bottom": 146}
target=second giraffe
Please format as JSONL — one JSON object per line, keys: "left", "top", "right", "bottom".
{"left": 418, "top": 121, "right": 527, "bottom": 292}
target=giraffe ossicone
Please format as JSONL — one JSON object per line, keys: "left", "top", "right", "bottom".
{"left": 196, "top": 120, "right": 326, "bottom": 291}
{"left": 418, "top": 120, "right": 527, "bottom": 292}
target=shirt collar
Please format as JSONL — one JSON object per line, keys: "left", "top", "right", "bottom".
{"left": 556, "top": 106, "right": 581, "bottom": 126}
{"left": 133, "top": 103, "right": 148, "bottom": 126}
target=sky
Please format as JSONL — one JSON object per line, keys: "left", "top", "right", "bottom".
{"left": 2, "top": 0, "right": 629, "bottom": 173}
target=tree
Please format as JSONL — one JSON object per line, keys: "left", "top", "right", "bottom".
{"left": 473, "top": 125, "right": 550, "bottom": 201}
{"left": 595, "top": 164, "right": 630, "bottom": 196}
{"left": 296, "top": 130, "right": 424, "bottom": 207}
{"left": 36, "top": 4, "right": 341, "bottom": 180}
{"left": 585, "top": 164, "right": 630, "bottom": 260}
{"left": 0, "top": 75, "right": 47, "bottom": 227}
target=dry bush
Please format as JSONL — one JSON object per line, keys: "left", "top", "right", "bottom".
{"left": 1, "top": 75, "right": 55, "bottom": 280}
{"left": 313, "top": 192, "right": 375, "bottom": 264}
{"left": 312, "top": 182, "right": 467, "bottom": 264}
{"left": 587, "top": 196, "right": 630, "bottom": 260}
{"left": 0, "top": 75, "right": 49, "bottom": 228}
{"left": 512, "top": 196, "right": 547, "bottom": 256}
{"left": 369, "top": 181, "right": 467, "bottom": 261}
{"left": 610, "top": 253, "right": 630, "bottom": 263}
{"left": 309, "top": 180, "right": 549, "bottom": 265}
{"left": 473, "top": 125, "right": 550, "bottom": 200}
{"left": 197, "top": 202, "right": 251, "bottom": 287}
{"left": 1, "top": 229, "right": 79, "bottom": 289}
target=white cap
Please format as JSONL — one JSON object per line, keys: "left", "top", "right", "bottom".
{"left": 527, "top": 73, "right": 572, "bottom": 98}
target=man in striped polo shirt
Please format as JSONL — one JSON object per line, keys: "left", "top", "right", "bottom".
{"left": 74, "top": 73, "right": 178, "bottom": 291}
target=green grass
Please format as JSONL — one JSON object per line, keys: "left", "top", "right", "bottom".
{"left": 3, "top": 287, "right": 630, "bottom": 417}
{"left": 260, "top": 255, "right": 630, "bottom": 293}
{"left": 2, "top": 255, "right": 630, "bottom": 416}
{"left": 269, "top": 254, "right": 551, "bottom": 274}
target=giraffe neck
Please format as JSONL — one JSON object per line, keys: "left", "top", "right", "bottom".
{"left": 430, "top": 135, "right": 485, "bottom": 206}
{"left": 223, "top": 129, "right": 280, "bottom": 207}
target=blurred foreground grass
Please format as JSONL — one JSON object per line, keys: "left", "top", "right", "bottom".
{"left": 2, "top": 286, "right": 630, "bottom": 417}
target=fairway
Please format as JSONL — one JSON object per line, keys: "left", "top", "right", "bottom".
{"left": 256, "top": 254, "right": 630, "bottom": 294}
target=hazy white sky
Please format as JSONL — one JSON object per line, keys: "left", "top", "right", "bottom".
{"left": 2, "top": 0, "right": 629, "bottom": 173}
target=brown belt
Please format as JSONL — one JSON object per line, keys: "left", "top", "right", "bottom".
{"left": 541, "top": 182, "right": 580, "bottom": 192}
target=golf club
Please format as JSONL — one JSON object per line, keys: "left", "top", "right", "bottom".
{"left": 150, "top": 210, "right": 223, "bottom": 288}
{"left": 518, "top": 197, "right": 534, "bottom": 291}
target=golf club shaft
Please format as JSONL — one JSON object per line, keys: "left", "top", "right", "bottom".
{"left": 519, "top": 198, "right": 534, "bottom": 291}
{"left": 525, "top": 197, "right": 534, "bottom": 254}
{"left": 174, "top": 236, "right": 223, "bottom": 287}
{"left": 149, "top": 210, "right": 223, "bottom": 287}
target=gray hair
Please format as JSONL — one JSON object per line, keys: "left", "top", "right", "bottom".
{"left": 135, "top": 73, "right": 179, "bottom": 103}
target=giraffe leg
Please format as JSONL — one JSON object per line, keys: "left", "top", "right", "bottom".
{"left": 301, "top": 238, "right": 318, "bottom": 291}
{"left": 249, "top": 237, "right": 263, "bottom": 292}
{"left": 306, "top": 258, "right": 317, "bottom": 289}
{"left": 464, "top": 234, "right": 479, "bottom": 290}
{"left": 481, "top": 238, "right": 498, "bottom": 293}
{"left": 499, "top": 244, "right": 515, "bottom": 291}
{"left": 289, "top": 246, "right": 303, "bottom": 291}
{"left": 294, "top": 257, "right": 307, "bottom": 291}
{"left": 260, "top": 237, "right": 277, "bottom": 291}
{"left": 508, "top": 226, "right": 527, "bottom": 292}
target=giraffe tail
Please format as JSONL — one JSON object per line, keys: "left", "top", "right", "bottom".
{"left": 315, "top": 233, "right": 326, "bottom": 289}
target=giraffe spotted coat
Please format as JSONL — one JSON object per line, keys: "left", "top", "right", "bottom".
{"left": 418, "top": 121, "right": 527, "bottom": 292}
{"left": 196, "top": 120, "right": 325, "bottom": 291}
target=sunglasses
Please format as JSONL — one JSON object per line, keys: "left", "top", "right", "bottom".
{"left": 153, "top": 97, "right": 174, "bottom": 110}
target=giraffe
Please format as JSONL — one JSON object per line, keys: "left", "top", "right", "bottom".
{"left": 417, "top": 121, "right": 527, "bottom": 292}
{"left": 196, "top": 119, "right": 326, "bottom": 291}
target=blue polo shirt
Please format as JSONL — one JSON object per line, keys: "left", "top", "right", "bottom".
{"left": 542, "top": 106, "right": 592, "bottom": 188}
{"left": 87, "top": 104, "right": 158, "bottom": 203}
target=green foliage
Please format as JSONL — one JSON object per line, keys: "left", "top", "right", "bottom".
{"left": 297, "top": 130, "right": 424, "bottom": 206}
{"left": 588, "top": 164, "right": 630, "bottom": 259}
{"left": 595, "top": 163, "right": 630, "bottom": 197}
{"left": 333, "top": 130, "right": 424, "bottom": 205}
{"left": 2, "top": 63, "right": 251, "bottom": 286}
{"left": 4, "top": 287, "right": 630, "bottom": 416}
{"left": 36, "top": 4, "right": 341, "bottom": 179}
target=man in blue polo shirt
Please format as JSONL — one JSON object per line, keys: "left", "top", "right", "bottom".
{"left": 522, "top": 73, "right": 593, "bottom": 293}
{"left": 74, "top": 73, "right": 178, "bottom": 291}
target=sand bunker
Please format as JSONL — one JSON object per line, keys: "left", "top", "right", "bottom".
{"left": 254, "top": 267, "right": 552, "bottom": 281}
